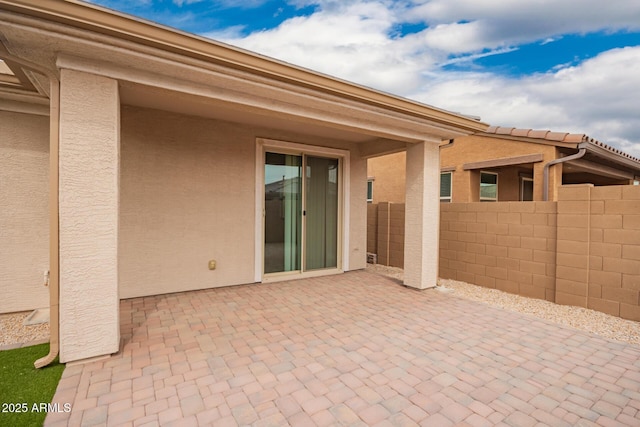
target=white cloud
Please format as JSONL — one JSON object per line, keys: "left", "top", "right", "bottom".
{"left": 396, "top": 0, "right": 640, "bottom": 60}
{"left": 414, "top": 47, "right": 640, "bottom": 157}
{"left": 210, "top": 0, "right": 640, "bottom": 155}
{"left": 212, "top": 1, "right": 432, "bottom": 93}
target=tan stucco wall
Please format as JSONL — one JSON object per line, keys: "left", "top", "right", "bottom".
{"left": 119, "top": 107, "right": 256, "bottom": 298}
{"left": 119, "top": 106, "right": 367, "bottom": 299}
{"left": 0, "top": 110, "right": 49, "bottom": 314}
{"left": 58, "top": 69, "right": 120, "bottom": 362}
{"left": 404, "top": 142, "right": 440, "bottom": 289}
{"left": 441, "top": 135, "right": 558, "bottom": 202}
{"left": 367, "top": 135, "right": 562, "bottom": 204}
{"left": 367, "top": 151, "right": 406, "bottom": 204}
{"left": 349, "top": 153, "right": 368, "bottom": 271}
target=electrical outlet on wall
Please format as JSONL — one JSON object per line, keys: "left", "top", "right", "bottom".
{"left": 208, "top": 260, "right": 216, "bottom": 270}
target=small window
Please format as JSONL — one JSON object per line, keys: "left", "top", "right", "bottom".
{"left": 480, "top": 171, "right": 498, "bottom": 202}
{"left": 520, "top": 177, "right": 534, "bottom": 201}
{"left": 367, "top": 179, "right": 373, "bottom": 203}
{"left": 440, "top": 172, "right": 452, "bottom": 202}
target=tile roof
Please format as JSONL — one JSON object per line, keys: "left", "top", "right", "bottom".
{"left": 484, "top": 126, "right": 640, "bottom": 164}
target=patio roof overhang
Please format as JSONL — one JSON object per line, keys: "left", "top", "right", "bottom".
{"left": 0, "top": 0, "right": 488, "bottom": 149}
{"left": 482, "top": 127, "right": 640, "bottom": 181}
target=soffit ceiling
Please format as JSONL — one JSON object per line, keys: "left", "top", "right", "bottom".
{"left": 118, "top": 81, "right": 385, "bottom": 144}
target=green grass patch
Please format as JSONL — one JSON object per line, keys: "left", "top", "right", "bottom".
{"left": 0, "top": 343, "right": 65, "bottom": 427}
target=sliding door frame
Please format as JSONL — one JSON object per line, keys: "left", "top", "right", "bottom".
{"left": 255, "top": 138, "right": 350, "bottom": 283}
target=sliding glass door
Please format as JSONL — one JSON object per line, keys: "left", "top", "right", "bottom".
{"left": 264, "top": 152, "right": 339, "bottom": 275}
{"left": 264, "top": 153, "right": 302, "bottom": 274}
{"left": 305, "top": 156, "right": 339, "bottom": 270}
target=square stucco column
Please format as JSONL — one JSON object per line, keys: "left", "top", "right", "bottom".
{"left": 404, "top": 141, "right": 440, "bottom": 289}
{"left": 58, "top": 69, "right": 120, "bottom": 363}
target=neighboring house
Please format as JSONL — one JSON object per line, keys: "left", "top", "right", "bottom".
{"left": 368, "top": 126, "right": 640, "bottom": 204}
{"left": 0, "top": 0, "right": 487, "bottom": 363}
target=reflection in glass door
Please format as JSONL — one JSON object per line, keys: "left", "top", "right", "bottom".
{"left": 264, "top": 153, "right": 302, "bottom": 274}
{"left": 305, "top": 156, "right": 339, "bottom": 270}
{"left": 264, "top": 152, "right": 340, "bottom": 275}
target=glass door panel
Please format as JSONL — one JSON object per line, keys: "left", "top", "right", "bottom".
{"left": 264, "top": 152, "right": 302, "bottom": 274}
{"left": 305, "top": 156, "right": 339, "bottom": 270}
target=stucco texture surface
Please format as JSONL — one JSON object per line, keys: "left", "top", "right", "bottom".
{"left": 58, "top": 69, "right": 121, "bottom": 362}
{"left": 119, "top": 106, "right": 368, "bottom": 299}
{"left": 0, "top": 110, "right": 49, "bottom": 314}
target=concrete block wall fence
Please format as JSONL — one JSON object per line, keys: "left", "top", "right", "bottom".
{"left": 556, "top": 184, "right": 640, "bottom": 320}
{"left": 368, "top": 184, "right": 640, "bottom": 321}
{"left": 367, "top": 202, "right": 405, "bottom": 267}
{"left": 439, "top": 200, "right": 558, "bottom": 302}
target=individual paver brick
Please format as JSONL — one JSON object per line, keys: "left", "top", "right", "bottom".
{"left": 529, "top": 394, "right": 559, "bottom": 412}
{"left": 145, "top": 398, "right": 168, "bottom": 416}
{"left": 81, "top": 405, "right": 108, "bottom": 426}
{"left": 591, "top": 400, "right": 622, "bottom": 419}
{"left": 498, "top": 393, "right": 535, "bottom": 414}
{"left": 388, "top": 379, "right": 417, "bottom": 398}
{"left": 432, "top": 373, "right": 458, "bottom": 387}
{"left": 470, "top": 386, "right": 500, "bottom": 404}
{"left": 326, "top": 385, "right": 357, "bottom": 404}
{"left": 441, "top": 401, "right": 473, "bottom": 423}
{"left": 385, "top": 412, "right": 418, "bottom": 427}
{"left": 420, "top": 413, "right": 454, "bottom": 427}
{"left": 248, "top": 389, "right": 279, "bottom": 406}
{"left": 195, "top": 407, "right": 221, "bottom": 425}
{"left": 530, "top": 409, "right": 572, "bottom": 427}
{"left": 275, "top": 395, "right": 301, "bottom": 418}
{"left": 254, "top": 412, "right": 288, "bottom": 427}
{"left": 468, "top": 400, "right": 494, "bottom": 418}
{"left": 231, "top": 402, "right": 259, "bottom": 425}
{"left": 402, "top": 404, "right": 428, "bottom": 423}
{"left": 288, "top": 411, "right": 315, "bottom": 426}
{"left": 355, "top": 386, "right": 383, "bottom": 404}
{"left": 616, "top": 412, "right": 640, "bottom": 425}
{"left": 559, "top": 400, "right": 600, "bottom": 421}
{"left": 180, "top": 394, "right": 205, "bottom": 417}
{"left": 301, "top": 396, "right": 332, "bottom": 415}
{"left": 106, "top": 406, "right": 145, "bottom": 427}
{"left": 358, "top": 404, "right": 392, "bottom": 425}
{"left": 132, "top": 387, "right": 155, "bottom": 403}
{"left": 602, "top": 390, "right": 630, "bottom": 408}
{"left": 504, "top": 411, "right": 536, "bottom": 427}
{"left": 328, "top": 403, "right": 360, "bottom": 425}
{"left": 86, "top": 380, "right": 111, "bottom": 398}
{"left": 595, "top": 415, "right": 625, "bottom": 427}
{"left": 381, "top": 395, "right": 412, "bottom": 413}
{"left": 274, "top": 379, "right": 302, "bottom": 397}
{"left": 157, "top": 407, "right": 182, "bottom": 425}
{"left": 464, "top": 413, "right": 493, "bottom": 427}
{"left": 164, "top": 415, "right": 198, "bottom": 427}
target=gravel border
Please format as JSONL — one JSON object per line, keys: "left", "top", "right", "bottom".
{"left": 367, "top": 263, "right": 640, "bottom": 346}
{"left": 0, "top": 311, "right": 50, "bottom": 349}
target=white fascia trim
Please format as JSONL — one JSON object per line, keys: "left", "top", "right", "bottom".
{"left": 254, "top": 138, "right": 351, "bottom": 283}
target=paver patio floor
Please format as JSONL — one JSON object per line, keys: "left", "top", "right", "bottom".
{"left": 46, "top": 271, "right": 640, "bottom": 426}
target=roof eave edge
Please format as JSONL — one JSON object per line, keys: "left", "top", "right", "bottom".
{"left": 581, "top": 141, "right": 640, "bottom": 172}
{"left": 0, "top": 0, "right": 488, "bottom": 133}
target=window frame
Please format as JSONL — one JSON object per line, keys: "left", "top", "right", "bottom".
{"left": 479, "top": 171, "right": 498, "bottom": 202}
{"left": 366, "top": 178, "right": 374, "bottom": 203}
{"left": 519, "top": 176, "right": 534, "bottom": 201}
{"left": 440, "top": 171, "right": 452, "bottom": 203}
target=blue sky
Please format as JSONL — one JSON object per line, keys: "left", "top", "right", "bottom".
{"left": 91, "top": 0, "right": 640, "bottom": 157}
